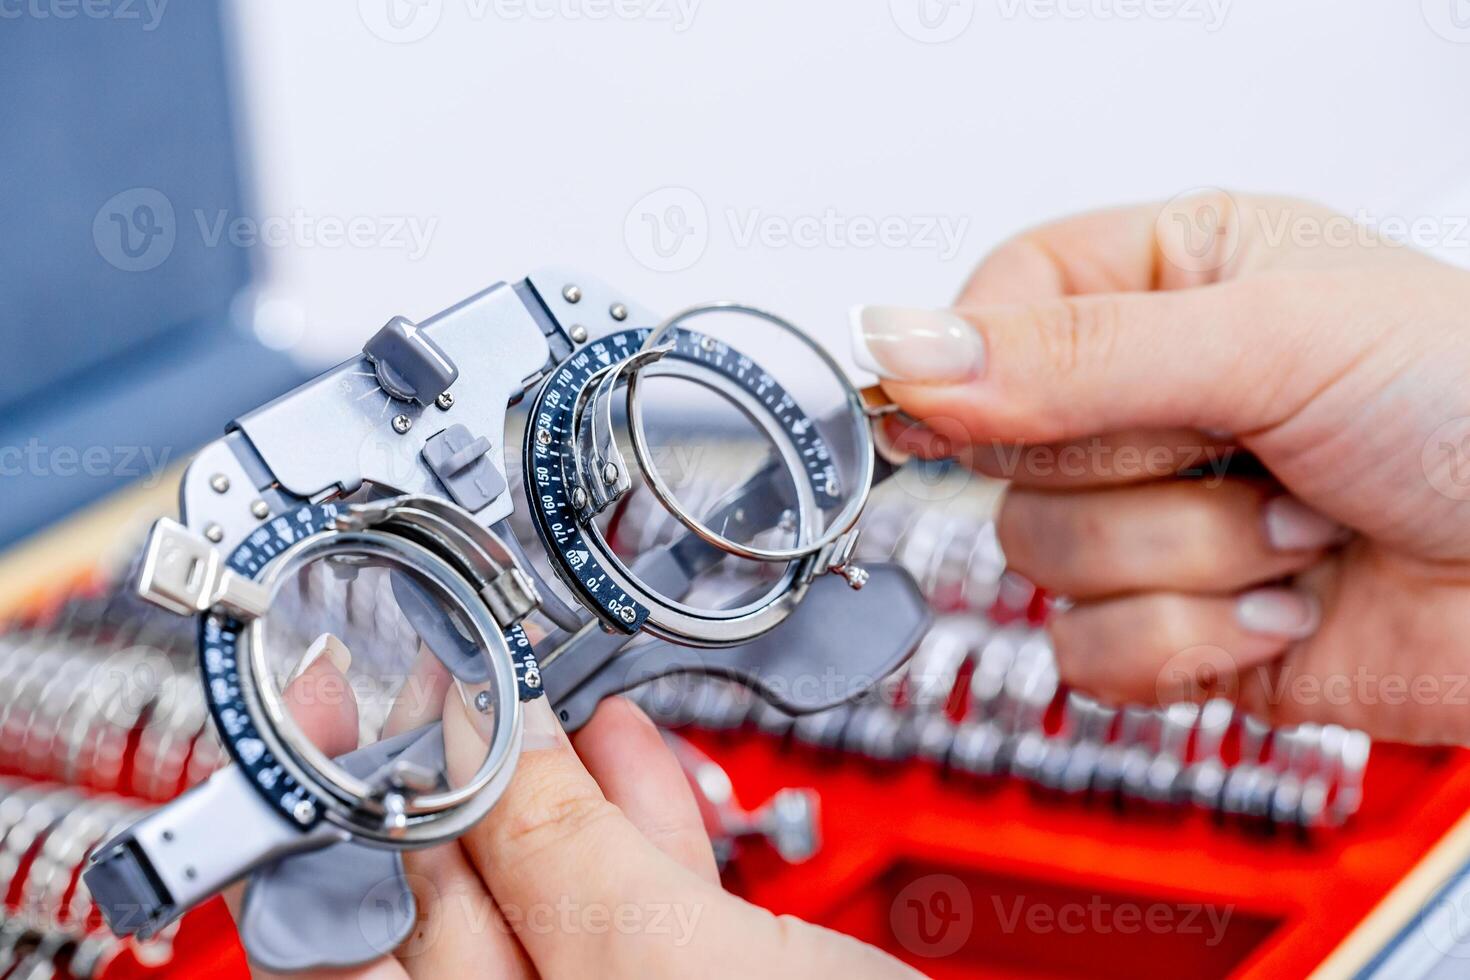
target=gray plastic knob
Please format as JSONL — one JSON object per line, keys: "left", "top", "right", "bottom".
{"left": 363, "top": 315, "right": 459, "bottom": 405}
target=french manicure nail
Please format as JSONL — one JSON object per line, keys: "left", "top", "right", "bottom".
{"left": 850, "top": 305, "right": 984, "bottom": 383}
{"left": 291, "top": 632, "right": 352, "bottom": 682}
{"left": 451, "top": 684, "right": 495, "bottom": 745}
{"left": 1236, "top": 589, "right": 1320, "bottom": 639}
{"left": 1264, "top": 497, "right": 1347, "bottom": 552}
{"left": 521, "top": 697, "right": 564, "bottom": 751}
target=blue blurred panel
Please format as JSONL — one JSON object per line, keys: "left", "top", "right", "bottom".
{"left": 0, "top": 0, "right": 306, "bottom": 548}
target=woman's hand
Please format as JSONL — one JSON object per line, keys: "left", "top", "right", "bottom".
{"left": 233, "top": 639, "right": 918, "bottom": 979}
{"left": 853, "top": 193, "right": 1470, "bottom": 744}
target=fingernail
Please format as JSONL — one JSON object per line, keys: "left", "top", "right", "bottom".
{"left": 521, "top": 697, "right": 564, "bottom": 751}
{"left": 1264, "top": 497, "right": 1347, "bottom": 552}
{"left": 291, "top": 632, "right": 352, "bottom": 683}
{"left": 453, "top": 684, "right": 497, "bottom": 744}
{"left": 442, "top": 685, "right": 490, "bottom": 787}
{"left": 850, "top": 305, "right": 984, "bottom": 383}
{"left": 1236, "top": 589, "right": 1320, "bottom": 639}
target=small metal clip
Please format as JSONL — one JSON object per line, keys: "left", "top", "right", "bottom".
{"left": 135, "top": 519, "right": 270, "bottom": 621}
{"left": 481, "top": 567, "right": 541, "bottom": 628}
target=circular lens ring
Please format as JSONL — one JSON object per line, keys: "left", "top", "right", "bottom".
{"left": 628, "top": 303, "right": 875, "bottom": 564}
{"left": 242, "top": 530, "right": 522, "bottom": 844}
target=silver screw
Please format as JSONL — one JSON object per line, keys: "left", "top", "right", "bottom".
{"left": 618, "top": 606, "right": 637, "bottom": 624}
{"left": 609, "top": 303, "right": 628, "bottom": 321}
{"left": 602, "top": 462, "right": 619, "bottom": 485}
{"left": 474, "top": 691, "right": 492, "bottom": 713}
{"left": 536, "top": 428, "right": 553, "bottom": 446}
{"left": 293, "top": 799, "right": 317, "bottom": 824}
{"left": 392, "top": 414, "right": 413, "bottom": 434}
{"left": 570, "top": 324, "right": 589, "bottom": 344}
{"left": 204, "top": 524, "right": 224, "bottom": 543}
{"left": 700, "top": 336, "right": 717, "bottom": 352}
{"left": 209, "top": 474, "right": 230, "bottom": 494}
{"left": 436, "top": 392, "right": 455, "bottom": 410}
{"left": 562, "top": 284, "right": 582, "bottom": 304}
{"left": 250, "top": 500, "right": 270, "bottom": 520}
{"left": 571, "top": 486, "right": 589, "bottom": 510}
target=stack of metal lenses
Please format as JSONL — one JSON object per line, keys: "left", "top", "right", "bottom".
{"left": 0, "top": 575, "right": 210, "bottom": 976}
{"left": 614, "top": 458, "right": 1372, "bottom": 832}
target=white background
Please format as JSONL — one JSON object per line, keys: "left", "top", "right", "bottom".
{"left": 226, "top": 0, "right": 1470, "bottom": 373}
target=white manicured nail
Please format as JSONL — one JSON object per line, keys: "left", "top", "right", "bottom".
{"left": 1236, "top": 589, "right": 1320, "bottom": 639}
{"left": 291, "top": 633, "right": 352, "bottom": 682}
{"left": 521, "top": 697, "right": 564, "bottom": 751}
{"left": 850, "top": 305, "right": 984, "bottom": 383}
{"left": 1264, "top": 497, "right": 1347, "bottom": 552}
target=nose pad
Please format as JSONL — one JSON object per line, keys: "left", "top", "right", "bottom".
{"left": 389, "top": 569, "right": 491, "bottom": 684}
{"left": 240, "top": 842, "right": 414, "bottom": 974}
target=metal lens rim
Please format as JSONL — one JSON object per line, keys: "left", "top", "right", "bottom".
{"left": 242, "top": 529, "right": 521, "bottom": 841}
{"left": 629, "top": 302, "right": 875, "bottom": 563}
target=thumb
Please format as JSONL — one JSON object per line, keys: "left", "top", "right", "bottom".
{"left": 850, "top": 275, "right": 1378, "bottom": 445}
